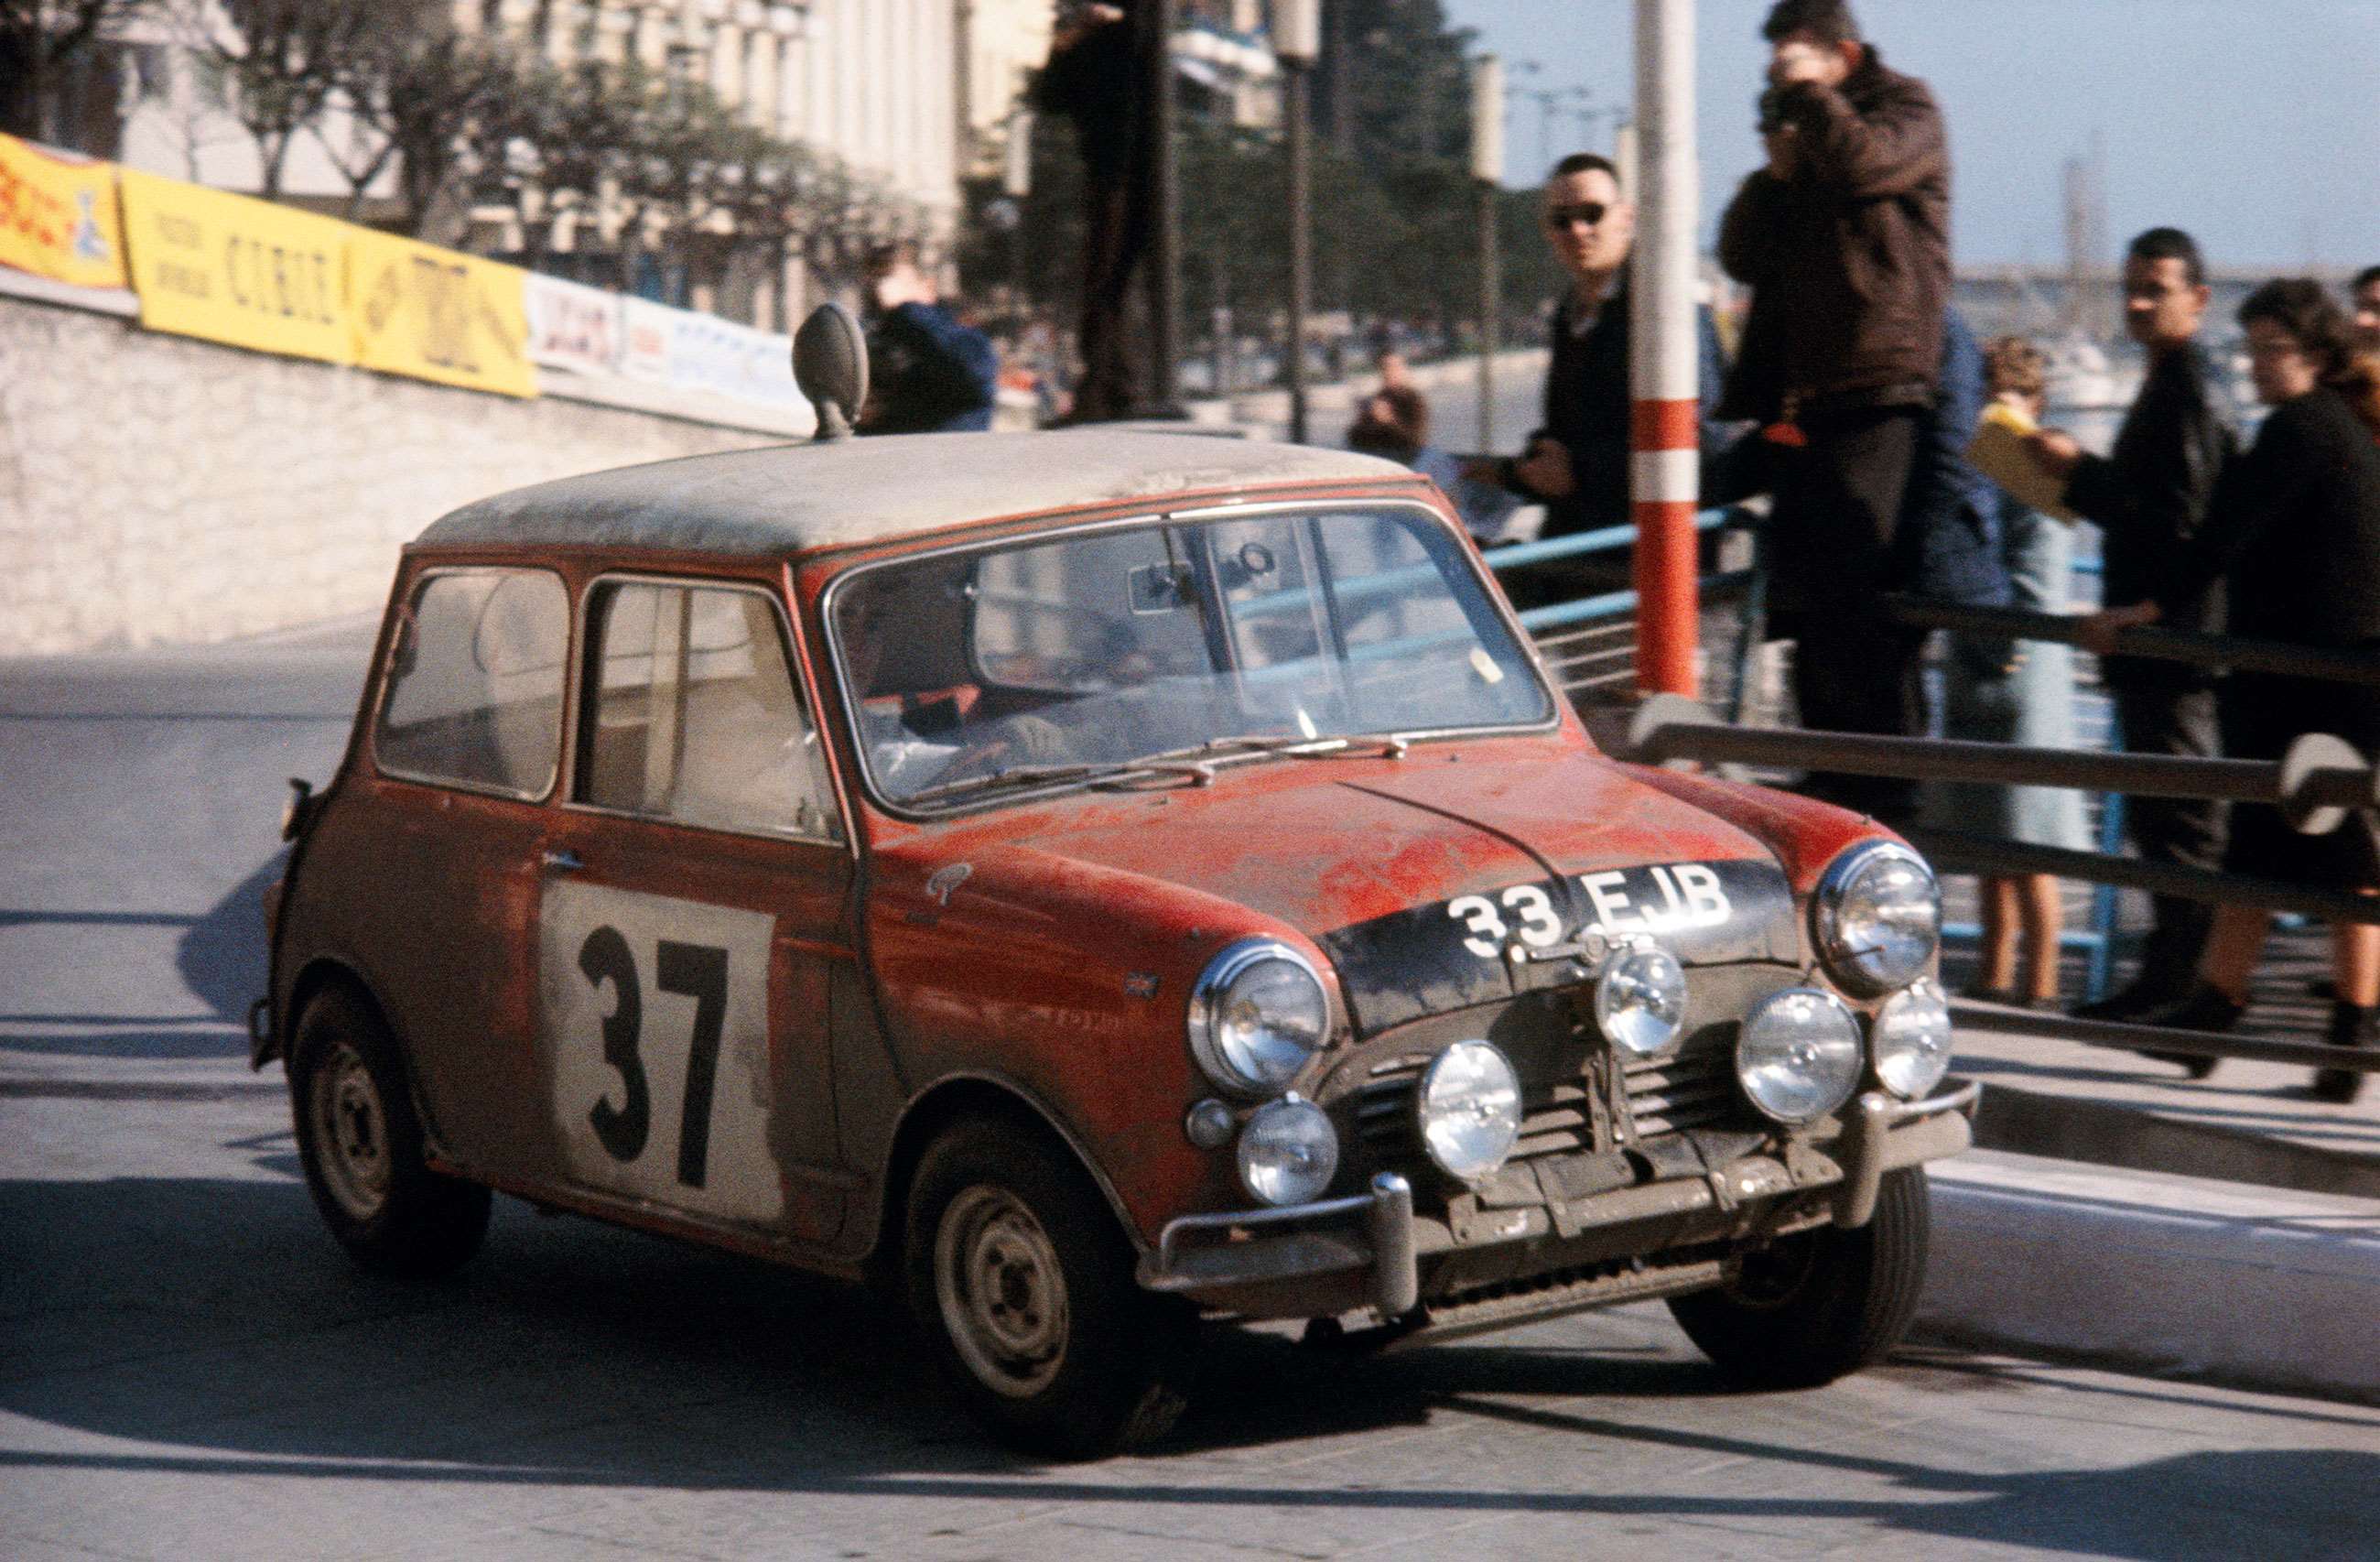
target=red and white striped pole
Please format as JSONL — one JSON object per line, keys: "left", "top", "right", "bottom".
{"left": 1629, "top": 0, "right": 1700, "bottom": 697}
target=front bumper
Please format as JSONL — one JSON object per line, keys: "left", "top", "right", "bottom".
{"left": 1137, "top": 1078, "right": 1981, "bottom": 1323}
{"left": 1140, "top": 1173, "right": 1421, "bottom": 1316}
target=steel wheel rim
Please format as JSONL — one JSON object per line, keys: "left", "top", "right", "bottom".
{"left": 934, "top": 1184, "right": 1069, "bottom": 1400}
{"left": 309, "top": 1041, "right": 392, "bottom": 1221}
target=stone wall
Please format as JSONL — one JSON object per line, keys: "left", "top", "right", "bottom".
{"left": 0, "top": 295, "right": 784, "bottom": 654}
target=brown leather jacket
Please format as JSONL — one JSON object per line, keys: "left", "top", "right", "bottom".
{"left": 1715, "top": 49, "right": 1951, "bottom": 421}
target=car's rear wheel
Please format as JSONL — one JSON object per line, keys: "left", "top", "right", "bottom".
{"left": 288, "top": 985, "right": 490, "bottom": 1278}
{"left": 1667, "top": 1167, "right": 1930, "bottom": 1388}
{"left": 904, "top": 1117, "right": 1195, "bottom": 1458}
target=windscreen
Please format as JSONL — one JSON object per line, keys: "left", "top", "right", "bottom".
{"left": 829, "top": 506, "right": 1552, "bottom": 808}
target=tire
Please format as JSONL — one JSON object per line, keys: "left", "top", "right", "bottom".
{"left": 287, "top": 984, "right": 491, "bottom": 1279}
{"left": 904, "top": 1117, "right": 1195, "bottom": 1459}
{"left": 1667, "top": 1166, "right": 1931, "bottom": 1388}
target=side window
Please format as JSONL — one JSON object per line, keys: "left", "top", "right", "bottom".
{"left": 581, "top": 580, "right": 842, "bottom": 841}
{"left": 376, "top": 569, "right": 568, "bottom": 796}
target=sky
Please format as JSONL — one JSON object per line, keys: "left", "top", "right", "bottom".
{"left": 1437, "top": 0, "right": 2380, "bottom": 269}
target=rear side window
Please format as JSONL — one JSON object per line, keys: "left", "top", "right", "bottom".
{"left": 375, "top": 569, "right": 568, "bottom": 797}
{"left": 579, "top": 580, "right": 842, "bottom": 841}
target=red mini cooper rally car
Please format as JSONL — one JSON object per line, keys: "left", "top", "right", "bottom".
{"left": 260, "top": 359, "right": 1974, "bottom": 1456}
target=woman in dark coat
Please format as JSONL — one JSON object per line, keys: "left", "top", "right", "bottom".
{"left": 2082, "top": 280, "right": 2380, "bottom": 1100}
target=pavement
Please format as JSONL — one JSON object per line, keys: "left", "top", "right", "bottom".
{"left": 1949, "top": 948, "right": 2380, "bottom": 1198}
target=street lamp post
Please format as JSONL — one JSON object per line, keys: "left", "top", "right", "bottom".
{"left": 1151, "top": 0, "right": 1181, "bottom": 411}
{"left": 1276, "top": 0, "right": 1320, "bottom": 444}
{"left": 1003, "top": 107, "right": 1033, "bottom": 312}
{"left": 1470, "top": 54, "right": 1504, "bottom": 454}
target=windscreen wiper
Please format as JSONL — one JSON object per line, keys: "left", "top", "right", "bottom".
{"left": 899, "top": 761, "right": 1134, "bottom": 808}
{"left": 1138, "top": 734, "right": 1354, "bottom": 765}
{"left": 902, "top": 733, "right": 1411, "bottom": 808}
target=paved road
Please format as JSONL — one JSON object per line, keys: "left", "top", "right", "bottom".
{"left": 5, "top": 623, "right": 2379, "bottom": 1560}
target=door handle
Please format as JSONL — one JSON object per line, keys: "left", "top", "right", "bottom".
{"left": 541, "top": 848, "right": 585, "bottom": 872}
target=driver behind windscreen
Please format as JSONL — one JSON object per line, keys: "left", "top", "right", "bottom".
{"left": 841, "top": 568, "right": 1076, "bottom": 795}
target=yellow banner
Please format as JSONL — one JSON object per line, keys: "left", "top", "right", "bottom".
{"left": 119, "top": 168, "right": 351, "bottom": 363}
{"left": 349, "top": 229, "right": 536, "bottom": 399}
{"left": 0, "top": 135, "right": 128, "bottom": 290}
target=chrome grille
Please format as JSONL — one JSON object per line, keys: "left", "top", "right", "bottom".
{"left": 1620, "top": 1026, "right": 1739, "bottom": 1136}
{"left": 1349, "top": 1057, "right": 1604, "bottom": 1165}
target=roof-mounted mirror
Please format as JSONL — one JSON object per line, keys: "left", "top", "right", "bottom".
{"left": 793, "top": 302, "right": 869, "bottom": 441}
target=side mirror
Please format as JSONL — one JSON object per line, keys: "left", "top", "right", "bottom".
{"left": 793, "top": 302, "right": 869, "bottom": 441}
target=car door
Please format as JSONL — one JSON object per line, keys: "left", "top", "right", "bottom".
{"left": 362, "top": 564, "right": 572, "bottom": 1172}
{"left": 531, "top": 573, "right": 854, "bottom": 1247}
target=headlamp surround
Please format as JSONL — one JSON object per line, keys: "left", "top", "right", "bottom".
{"left": 1187, "top": 938, "right": 1331, "bottom": 1097}
{"left": 1812, "top": 841, "right": 1942, "bottom": 996}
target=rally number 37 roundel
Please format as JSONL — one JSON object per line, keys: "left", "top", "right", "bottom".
{"left": 537, "top": 883, "right": 783, "bottom": 1226}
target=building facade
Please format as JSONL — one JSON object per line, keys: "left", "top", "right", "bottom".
{"left": 957, "top": 0, "right": 1053, "bottom": 178}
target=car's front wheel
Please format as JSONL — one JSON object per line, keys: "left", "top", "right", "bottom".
{"left": 904, "top": 1117, "right": 1195, "bottom": 1458}
{"left": 288, "top": 984, "right": 491, "bottom": 1278}
{"left": 1667, "top": 1166, "right": 1931, "bottom": 1388}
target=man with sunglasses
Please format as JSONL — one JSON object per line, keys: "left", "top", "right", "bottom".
{"left": 1715, "top": 0, "right": 1949, "bottom": 823}
{"left": 1471, "top": 153, "right": 1727, "bottom": 604}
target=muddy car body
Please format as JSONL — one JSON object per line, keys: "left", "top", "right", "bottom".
{"left": 262, "top": 428, "right": 1976, "bottom": 1455}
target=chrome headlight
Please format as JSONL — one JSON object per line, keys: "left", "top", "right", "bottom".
{"left": 1595, "top": 942, "right": 1688, "bottom": 1057}
{"left": 1874, "top": 981, "right": 1954, "bottom": 1099}
{"left": 1188, "top": 938, "right": 1329, "bottom": 1097}
{"left": 1237, "top": 1095, "right": 1338, "bottom": 1206}
{"left": 1737, "top": 987, "right": 1864, "bottom": 1123}
{"left": 1416, "top": 1040, "right": 1522, "bottom": 1179}
{"left": 1813, "top": 842, "right": 1940, "bottom": 995}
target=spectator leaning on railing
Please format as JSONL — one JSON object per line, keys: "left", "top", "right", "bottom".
{"left": 2023, "top": 228, "right": 2239, "bottom": 1026}
{"left": 2072, "top": 281, "right": 2380, "bottom": 1101}
{"left": 1347, "top": 383, "right": 1520, "bottom": 546}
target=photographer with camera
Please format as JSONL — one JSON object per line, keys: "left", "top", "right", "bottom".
{"left": 1716, "top": 0, "right": 1952, "bottom": 824}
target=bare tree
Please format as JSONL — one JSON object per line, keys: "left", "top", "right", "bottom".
{"left": 324, "top": 1, "right": 517, "bottom": 235}
{"left": 188, "top": 0, "right": 394, "bottom": 201}
{"left": 498, "top": 56, "right": 643, "bottom": 268}
{"left": 1, "top": 0, "right": 149, "bottom": 143}
{"left": 606, "top": 60, "right": 752, "bottom": 297}
{"left": 714, "top": 133, "right": 836, "bottom": 331}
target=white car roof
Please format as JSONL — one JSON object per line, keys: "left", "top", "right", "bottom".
{"left": 414, "top": 429, "right": 1419, "bottom": 559}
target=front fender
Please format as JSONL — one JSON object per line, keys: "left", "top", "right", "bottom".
{"left": 1614, "top": 762, "right": 1902, "bottom": 898}
{"left": 862, "top": 841, "right": 1307, "bottom": 1246}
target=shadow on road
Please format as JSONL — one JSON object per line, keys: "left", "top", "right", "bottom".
{"left": 176, "top": 851, "right": 283, "bottom": 1026}
{"left": 2, "top": 1127, "right": 2373, "bottom": 1557}
{"left": 0, "top": 852, "right": 279, "bottom": 1064}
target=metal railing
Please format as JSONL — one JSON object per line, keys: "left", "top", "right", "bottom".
{"left": 1888, "top": 599, "right": 2380, "bottom": 689}
{"left": 1951, "top": 1000, "right": 2380, "bottom": 1076}
{"left": 1622, "top": 701, "right": 2380, "bottom": 1074}
{"left": 1480, "top": 509, "right": 2380, "bottom": 1036}
{"left": 1476, "top": 504, "right": 1769, "bottom": 716}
